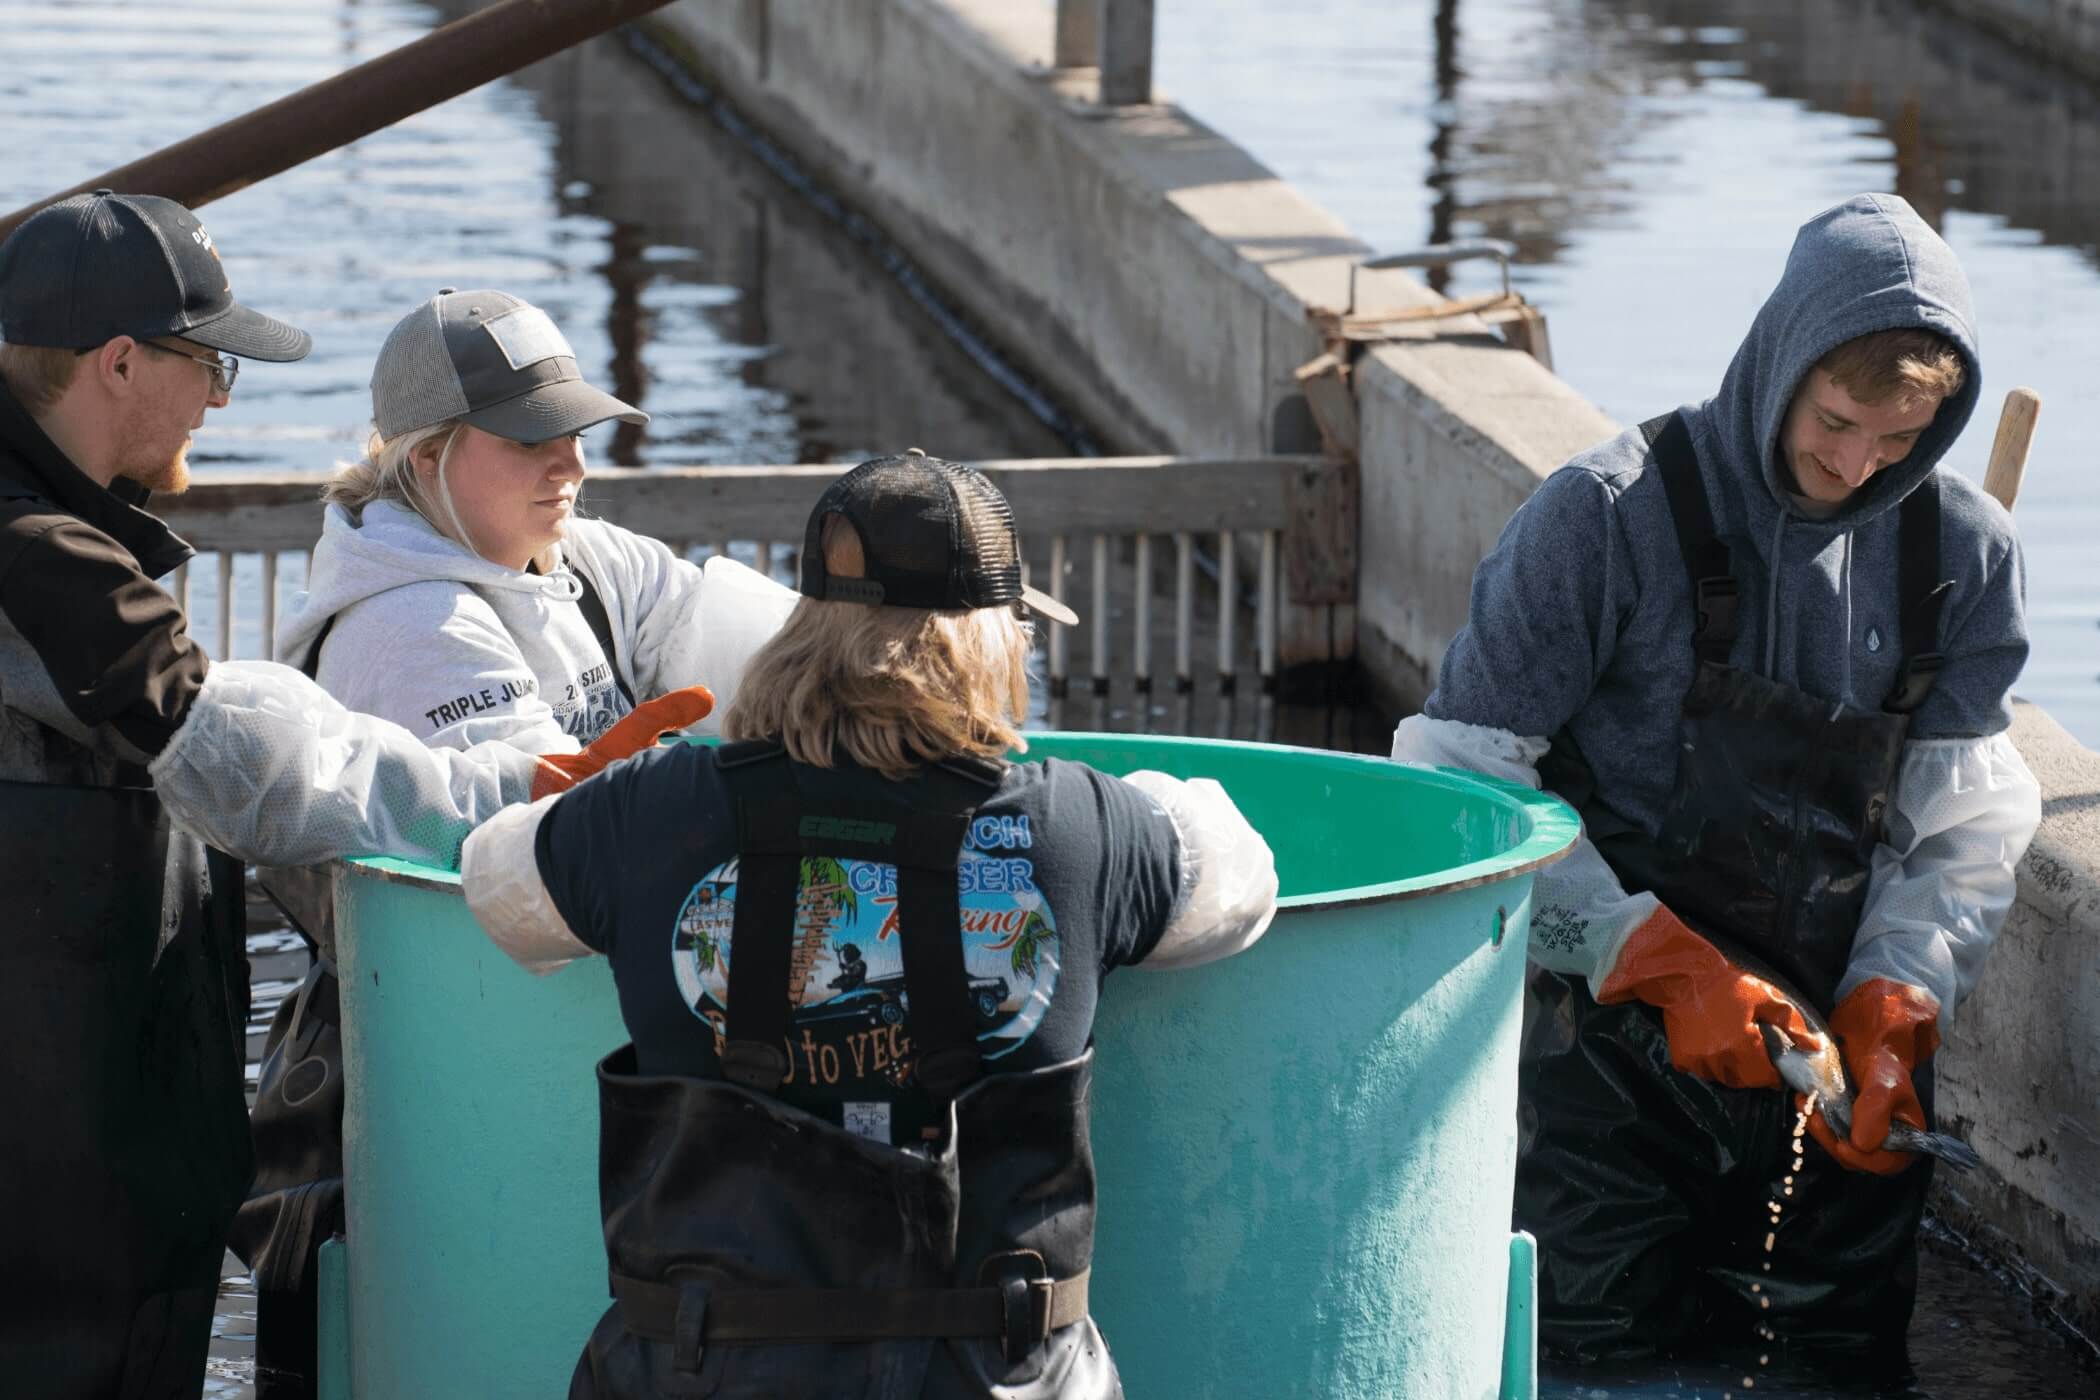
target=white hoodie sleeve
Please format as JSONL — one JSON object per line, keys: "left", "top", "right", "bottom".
{"left": 567, "top": 521, "right": 800, "bottom": 732}
{"left": 461, "top": 793, "right": 594, "bottom": 974}
{"left": 149, "top": 659, "right": 541, "bottom": 869}
{"left": 1391, "top": 714, "right": 1659, "bottom": 995}
{"left": 1839, "top": 732, "right": 2041, "bottom": 1030}
{"left": 1119, "top": 770, "right": 1279, "bottom": 968}
{"left": 315, "top": 583, "right": 580, "bottom": 756}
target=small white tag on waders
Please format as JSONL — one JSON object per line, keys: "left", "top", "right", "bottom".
{"left": 843, "top": 1102, "right": 892, "bottom": 1143}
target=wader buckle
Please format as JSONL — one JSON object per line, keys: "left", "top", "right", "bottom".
{"left": 1694, "top": 575, "right": 1739, "bottom": 647}
{"left": 981, "top": 1250, "right": 1054, "bottom": 1364}
{"left": 719, "top": 1039, "right": 788, "bottom": 1093}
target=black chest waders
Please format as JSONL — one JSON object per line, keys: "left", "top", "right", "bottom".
{"left": 1520, "top": 411, "right": 1948, "bottom": 1367}
{"left": 571, "top": 743, "right": 1118, "bottom": 1400}
{"left": 0, "top": 778, "right": 251, "bottom": 1398}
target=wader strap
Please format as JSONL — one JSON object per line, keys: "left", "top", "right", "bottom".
{"left": 893, "top": 819, "right": 980, "bottom": 1103}
{"left": 1885, "top": 475, "right": 1948, "bottom": 715}
{"left": 712, "top": 744, "right": 1000, "bottom": 1100}
{"left": 1640, "top": 411, "right": 1737, "bottom": 665}
{"left": 298, "top": 615, "right": 336, "bottom": 680}
{"left": 610, "top": 1264, "right": 1090, "bottom": 1365}
{"left": 717, "top": 744, "right": 800, "bottom": 1092}
{"left": 572, "top": 565, "right": 636, "bottom": 709}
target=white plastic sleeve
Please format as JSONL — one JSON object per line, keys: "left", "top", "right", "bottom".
{"left": 460, "top": 794, "right": 593, "bottom": 975}
{"left": 1839, "top": 732, "right": 2042, "bottom": 1028}
{"left": 148, "top": 659, "right": 540, "bottom": 870}
{"left": 1390, "top": 714, "right": 1658, "bottom": 993}
{"left": 1119, "top": 769, "right": 1279, "bottom": 968}
{"left": 647, "top": 555, "right": 801, "bottom": 736}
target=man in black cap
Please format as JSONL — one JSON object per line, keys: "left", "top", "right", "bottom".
{"left": 459, "top": 451, "right": 1282, "bottom": 1398}
{"left": 0, "top": 192, "right": 708, "bottom": 1398}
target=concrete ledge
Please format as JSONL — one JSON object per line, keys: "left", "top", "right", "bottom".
{"left": 1936, "top": 700, "right": 2100, "bottom": 1341}
{"left": 639, "top": 0, "right": 1610, "bottom": 675}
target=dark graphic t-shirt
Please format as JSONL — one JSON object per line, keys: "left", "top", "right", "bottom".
{"left": 535, "top": 744, "right": 1183, "bottom": 1146}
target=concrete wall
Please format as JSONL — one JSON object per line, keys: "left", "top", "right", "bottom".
{"left": 635, "top": 0, "right": 2096, "bottom": 1332}
{"left": 1922, "top": 0, "right": 2100, "bottom": 86}
{"left": 1937, "top": 701, "right": 2100, "bottom": 1339}
{"left": 638, "top": 0, "right": 1613, "bottom": 681}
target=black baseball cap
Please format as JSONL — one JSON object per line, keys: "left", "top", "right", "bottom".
{"left": 798, "top": 450, "right": 1078, "bottom": 625}
{"left": 371, "top": 289, "right": 645, "bottom": 444}
{"left": 0, "top": 190, "right": 311, "bottom": 360}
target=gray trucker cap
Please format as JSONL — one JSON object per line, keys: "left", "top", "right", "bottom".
{"left": 371, "top": 289, "right": 646, "bottom": 444}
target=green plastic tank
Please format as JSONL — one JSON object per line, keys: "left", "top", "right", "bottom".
{"left": 321, "top": 733, "right": 1575, "bottom": 1400}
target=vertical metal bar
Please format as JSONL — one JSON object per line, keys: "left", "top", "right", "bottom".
{"left": 1047, "top": 536, "right": 1070, "bottom": 695}
{"left": 715, "top": 539, "right": 731, "bottom": 563}
{"left": 1055, "top": 0, "right": 1101, "bottom": 67}
{"left": 172, "top": 560, "right": 190, "bottom": 615}
{"left": 1100, "top": 0, "right": 1155, "bottom": 105}
{"left": 262, "top": 551, "right": 279, "bottom": 663}
{"left": 1258, "top": 530, "right": 1279, "bottom": 687}
{"left": 1090, "top": 535, "right": 1109, "bottom": 696}
{"left": 756, "top": 540, "right": 774, "bottom": 581}
{"left": 1173, "top": 531, "right": 1193, "bottom": 692}
{"left": 1216, "top": 531, "right": 1237, "bottom": 692}
{"left": 217, "top": 553, "right": 235, "bottom": 659}
{"left": 1133, "top": 534, "right": 1152, "bottom": 693}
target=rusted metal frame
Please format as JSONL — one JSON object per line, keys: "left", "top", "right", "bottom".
{"left": 0, "top": 0, "right": 682, "bottom": 242}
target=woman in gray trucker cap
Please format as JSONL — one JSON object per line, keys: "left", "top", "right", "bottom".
{"left": 276, "top": 288, "right": 797, "bottom": 754}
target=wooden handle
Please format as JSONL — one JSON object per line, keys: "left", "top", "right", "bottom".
{"left": 1983, "top": 387, "right": 2040, "bottom": 513}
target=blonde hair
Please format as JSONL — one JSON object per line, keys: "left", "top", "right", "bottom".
{"left": 0, "top": 342, "right": 82, "bottom": 414}
{"left": 723, "top": 517, "right": 1033, "bottom": 778}
{"left": 1817, "top": 330, "right": 1965, "bottom": 411}
{"left": 321, "top": 420, "right": 459, "bottom": 522}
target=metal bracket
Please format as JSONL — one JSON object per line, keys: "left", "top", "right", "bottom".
{"left": 1326, "top": 238, "right": 1552, "bottom": 370}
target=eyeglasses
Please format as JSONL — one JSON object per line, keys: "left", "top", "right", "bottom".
{"left": 141, "top": 341, "right": 239, "bottom": 396}
{"left": 80, "top": 338, "right": 241, "bottom": 395}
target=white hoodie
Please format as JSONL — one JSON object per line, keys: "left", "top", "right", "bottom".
{"left": 275, "top": 499, "right": 798, "bottom": 755}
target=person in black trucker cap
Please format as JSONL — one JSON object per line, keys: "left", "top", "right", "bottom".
{"left": 459, "top": 449, "right": 1280, "bottom": 1399}
{"left": 0, "top": 199, "right": 710, "bottom": 1399}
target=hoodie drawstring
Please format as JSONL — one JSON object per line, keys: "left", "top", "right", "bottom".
{"left": 1836, "top": 531, "right": 1856, "bottom": 719}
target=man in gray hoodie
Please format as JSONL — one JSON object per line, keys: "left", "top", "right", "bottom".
{"left": 1392, "top": 194, "right": 2040, "bottom": 1366}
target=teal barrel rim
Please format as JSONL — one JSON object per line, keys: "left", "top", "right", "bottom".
{"left": 350, "top": 732, "right": 1581, "bottom": 906}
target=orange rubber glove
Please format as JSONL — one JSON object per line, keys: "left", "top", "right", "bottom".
{"left": 1595, "top": 907, "right": 1816, "bottom": 1090}
{"left": 1804, "top": 978, "right": 1940, "bottom": 1176}
{"left": 529, "top": 685, "right": 714, "bottom": 800}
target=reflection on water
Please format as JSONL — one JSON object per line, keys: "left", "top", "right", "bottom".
{"left": 0, "top": 0, "right": 1075, "bottom": 475}
{"left": 1158, "top": 0, "right": 2100, "bottom": 744}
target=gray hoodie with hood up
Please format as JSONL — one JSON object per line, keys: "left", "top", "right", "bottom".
{"left": 1393, "top": 194, "right": 2041, "bottom": 1027}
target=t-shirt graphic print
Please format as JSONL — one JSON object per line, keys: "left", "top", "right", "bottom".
{"left": 670, "top": 816, "right": 1059, "bottom": 1135}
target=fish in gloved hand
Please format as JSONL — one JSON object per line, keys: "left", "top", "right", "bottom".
{"left": 1757, "top": 1019, "right": 1979, "bottom": 1171}
{"left": 1695, "top": 929, "right": 1985, "bottom": 1173}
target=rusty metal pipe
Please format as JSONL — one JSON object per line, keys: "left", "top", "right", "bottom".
{"left": 0, "top": 0, "right": 678, "bottom": 244}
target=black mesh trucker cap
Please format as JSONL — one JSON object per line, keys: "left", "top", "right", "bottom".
{"left": 798, "top": 450, "right": 1079, "bottom": 625}
{"left": 0, "top": 190, "right": 311, "bottom": 360}
{"left": 372, "top": 289, "right": 645, "bottom": 444}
